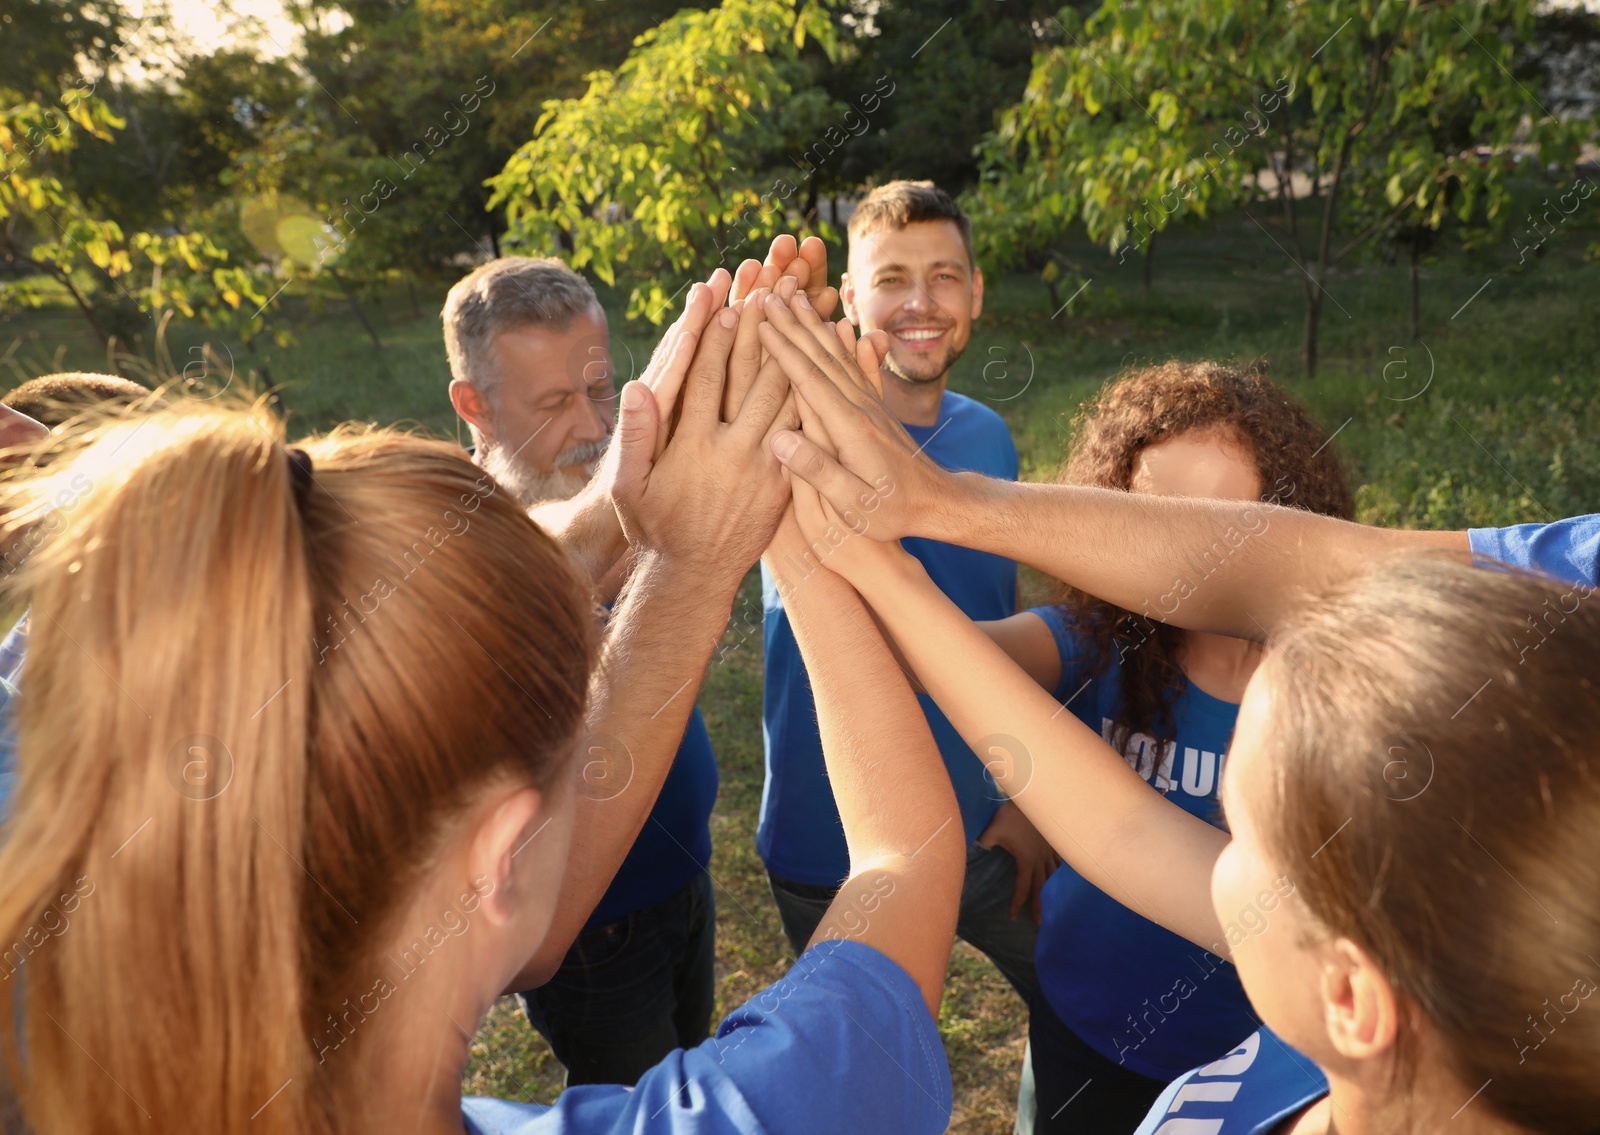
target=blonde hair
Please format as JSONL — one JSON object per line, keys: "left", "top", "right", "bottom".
{"left": 1266, "top": 555, "right": 1600, "bottom": 1132}
{"left": 0, "top": 402, "right": 595, "bottom": 1134}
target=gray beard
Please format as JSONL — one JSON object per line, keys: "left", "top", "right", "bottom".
{"left": 477, "top": 441, "right": 594, "bottom": 508}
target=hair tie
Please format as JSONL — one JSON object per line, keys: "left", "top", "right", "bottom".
{"left": 286, "top": 447, "right": 314, "bottom": 507}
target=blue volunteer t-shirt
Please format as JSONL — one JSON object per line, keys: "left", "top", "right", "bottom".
{"left": 462, "top": 939, "right": 952, "bottom": 1135}
{"left": 1030, "top": 604, "right": 1259, "bottom": 1081}
{"left": 0, "top": 616, "right": 26, "bottom": 821}
{"left": 1133, "top": 1029, "right": 1327, "bottom": 1135}
{"left": 758, "top": 391, "right": 1019, "bottom": 885}
{"left": 588, "top": 708, "right": 717, "bottom": 926}
{"left": 1469, "top": 515, "right": 1599, "bottom": 588}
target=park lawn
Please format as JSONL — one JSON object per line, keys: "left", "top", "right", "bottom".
{"left": 3, "top": 207, "right": 1597, "bottom": 1133}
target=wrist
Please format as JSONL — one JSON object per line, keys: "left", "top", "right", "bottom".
{"left": 626, "top": 545, "right": 743, "bottom": 613}
{"left": 842, "top": 538, "right": 923, "bottom": 600}
{"left": 938, "top": 472, "right": 1008, "bottom": 551}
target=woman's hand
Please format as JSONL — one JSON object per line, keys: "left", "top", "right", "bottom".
{"left": 729, "top": 234, "right": 838, "bottom": 319}
{"left": 784, "top": 324, "right": 915, "bottom": 592}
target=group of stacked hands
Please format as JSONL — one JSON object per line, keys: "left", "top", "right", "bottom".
{"left": 0, "top": 190, "right": 1595, "bottom": 1135}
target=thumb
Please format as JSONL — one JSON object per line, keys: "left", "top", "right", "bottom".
{"left": 608, "top": 380, "right": 659, "bottom": 509}
{"left": 857, "top": 331, "right": 890, "bottom": 398}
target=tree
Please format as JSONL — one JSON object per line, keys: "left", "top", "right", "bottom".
{"left": 0, "top": 0, "right": 126, "bottom": 101}
{"left": 280, "top": 0, "right": 712, "bottom": 298}
{"left": 810, "top": 0, "right": 1064, "bottom": 196}
{"left": 971, "top": 0, "right": 1587, "bottom": 375}
{"left": 0, "top": 87, "right": 268, "bottom": 364}
{"left": 489, "top": 0, "right": 845, "bottom": 322}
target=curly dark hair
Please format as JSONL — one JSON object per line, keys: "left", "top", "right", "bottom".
{"left": 1055, "top": 360, "right": 1355, "bottom": 757}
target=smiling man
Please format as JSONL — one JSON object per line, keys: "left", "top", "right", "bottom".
{"left": 758, "top": 181, "right": 1058, "bottom": 1009}
{"left": 442, "top": 257, "right": 721, "bottom": 1088}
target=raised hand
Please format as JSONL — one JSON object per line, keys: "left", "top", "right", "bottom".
{"left": 639, "top": 267, "right": 733, "bottom": 458}
{"left": 730, "top": 234, "right": 838, "bottom": 319}
{"left": 758, "top": 291, "right": 956, "bottom": 545}
{"left": 610, "top": 304, "right": 793, "bottom": 584}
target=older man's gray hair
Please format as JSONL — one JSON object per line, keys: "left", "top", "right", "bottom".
{"left": 442, "top": 256, "right": 601, "bottom": 403}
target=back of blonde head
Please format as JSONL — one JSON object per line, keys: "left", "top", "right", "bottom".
{"left": 0, "top": 402, "right": 595, "bottom": 1134}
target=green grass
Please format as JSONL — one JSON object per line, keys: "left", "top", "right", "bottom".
{"left": 4, "top": 205, "right": 1597, "bottom": 1132}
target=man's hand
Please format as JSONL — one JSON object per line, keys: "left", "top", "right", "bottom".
{"left": 977, "top": 799, "right": 1061, "bottom": 926}
{"left": 757, "top": 291, "right": 959, "bottom": 545}
{"left": 610, "top": 305, "right": 792, "bottom": 585}
{"left": 640, "top": 268, "right": 733, "bottom": 457}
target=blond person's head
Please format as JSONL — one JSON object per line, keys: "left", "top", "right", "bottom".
{"left": 1215, "top": 556, "right": 1600, "bottom": 1132}
{"left": 0, "top": 403, "right": 595, "bottom": 1134}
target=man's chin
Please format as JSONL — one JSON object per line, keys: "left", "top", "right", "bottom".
{"left": 479, "top": 449, "right": 590, "bottom": 509}
{"left": 884, "top": 353, "right": 957, "bottom": 386}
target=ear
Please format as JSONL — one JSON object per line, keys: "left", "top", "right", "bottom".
{"left": 839, "top": 270, "right": 859, "bottom": 326}
{"left": 450, "top": 378, "right": 493, "bottom": 440}
{"left": 969, "top": 266, "right": 985, "bottom": 322}
{"left": 1320, "top": 937, "right": 1401, "bottom": 1061}
{"left": 467, "top": 785, "right": 546, "bottom": 927}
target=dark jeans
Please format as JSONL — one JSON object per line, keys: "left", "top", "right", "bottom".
{"left": 1018, "top": 989, "right": 1167, "bottom": 1135}
{"left": 519, "top": 872, "right": 716, "bottom": 1087}
{"left": 767, "top": 841, "right": 1039, "bottom": 1006}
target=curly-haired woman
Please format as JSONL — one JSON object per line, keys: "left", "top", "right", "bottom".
{"left": 976, "top": 362, "right": 1354, "bottom": 1134}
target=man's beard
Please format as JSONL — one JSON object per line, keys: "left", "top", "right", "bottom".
{"left": 880, "top": 334, "right": 967, "bottom": 387}
{"left": 478, "top": 436, "right": 610, "bottom": 508}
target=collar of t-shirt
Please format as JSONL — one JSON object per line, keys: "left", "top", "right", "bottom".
{"left": 1132, "top": 1029, "right": 1328, "bottom": 1135}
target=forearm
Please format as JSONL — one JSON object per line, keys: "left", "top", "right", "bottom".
{"left": 940, "top": 477, "right": 1462, "bottom": 639}
{"left": 771, "top": 543, "right": 964, "bottom": 1013}
{"left": 852, "top": 551, "right": 1227, "bottom": 951}
{"left": 508, "top": 550, "right": 738, "bottom": 989}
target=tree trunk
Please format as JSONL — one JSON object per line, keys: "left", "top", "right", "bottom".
{"left": 47, "top": 266, "right": 112, "bottom": 349}
{"left": 829, "top": 195, "right": 841, "bottom": 227}
{"left": 802, "top": 178, "right": 819, "bottom": 226}
{"left": 329, "top": 268, "right": 384, "bottom": 351}
{"left": 1409, "top": 243, "right": 1421, "bottom": 342}
{"left": 1303, "top": 287, "right": 1322, "bottom": 378}
{"left": 243, "top": 333, "right": 274, "bottom": 389}
{"left": 489, "top": 225, "right": 502, "bottom": 259}
{"left": 1143, "top": 232, "right": 1156, "bottom": 296}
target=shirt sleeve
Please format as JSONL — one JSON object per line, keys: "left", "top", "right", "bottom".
{"left": 461, "top": 940, "right": 951, "bottom": 1135}
{"left": 1468, "top": 516, "right": 1600, "bottom": 589}
{"left": 1025, "top": 605, "right": 1093, "bottom": 703}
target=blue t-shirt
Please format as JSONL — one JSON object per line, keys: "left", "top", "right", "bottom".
{"left": 758, "top": 392, "right": 1019, "bottom": 885}
{"left": 0, "top": 617, "right": 26, "bottom": 820}
{"left": 1132, "top": 1029, "right": 1327, "bottom": 1135}
{"left": 1030, "top": 604, "right": 1259, "bottom": 1081}
{"left": 1469, "top": 515, "right": 1599, "bottom": 588}
{"left": 462, "top": 939, "right": 952, "bottom": 1135}
{"left": 588, "top": 708, "right": 718, "bottom": 925}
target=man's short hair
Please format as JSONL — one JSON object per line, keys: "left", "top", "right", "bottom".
{"left": 2, "top": 373, "right": 156, "bottom": 428}
{"left": 847, "top": 180, "right": 975, "bottom": 269}
{"left": 441, "top": 256, "right": 602, "bottom": 402}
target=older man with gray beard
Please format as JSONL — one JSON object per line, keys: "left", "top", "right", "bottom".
{"left": 443, "top": 256, "right": 721, "bottom": 1087}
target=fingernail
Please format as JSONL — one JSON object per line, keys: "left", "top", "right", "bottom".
{"left": 770, "top": 430, "right": 799, "bottom": 462}
{"left": 718, "top": 308, "right": 737, "bottom": 330}
{"left": 622, "top": 382, "right": 648, "bottom": 409}
{"left": 795, "top": 291, "right": 812, "bottom": 310}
